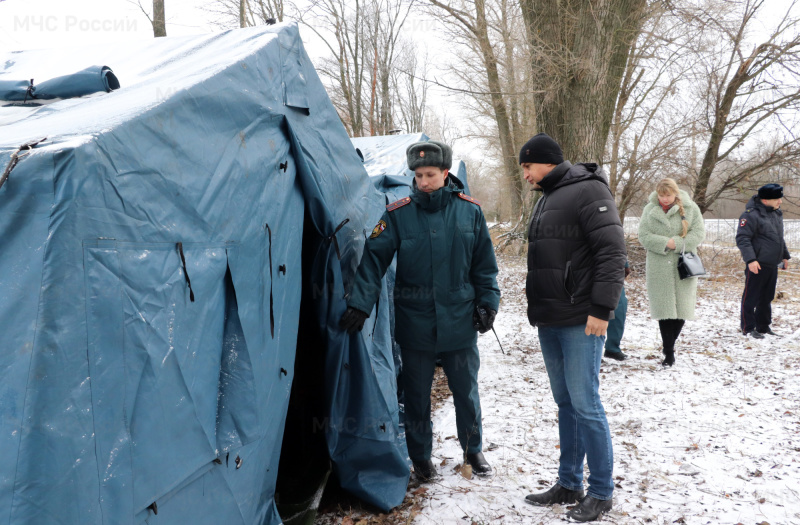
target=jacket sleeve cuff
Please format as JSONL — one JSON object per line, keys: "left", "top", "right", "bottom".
{"left": 589, "top": 305, "right": 611, "bottom": 321}
{"left": 745, "top": 258, "right": 756, "bottom": 264}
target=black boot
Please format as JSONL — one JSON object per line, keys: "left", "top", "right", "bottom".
{"left": 758, "top": 327, "right": 780, "bottom": 336}
{"left": 412, "top": 459, "right": 438, "bottom": 481}
{"left": 603, "top": 350, "right": 627, "bottom": 361}
{"left": 662, "top": 350, "right": 675, "bottom": 367}
{"left": 524, "top": 483, "right": 584, "bottom": 506}
{"left": 465, "top": 452, "right": 492, "bottom": 477}
{"left": 566, "top": 495, "right": 612, "bottom": 522}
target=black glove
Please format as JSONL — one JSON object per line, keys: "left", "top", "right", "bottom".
{"left": 472, "top": 306, "right": 496, "bottom": 334}
{"left": 339, "top": 307, "right": 369, "bottom": 334}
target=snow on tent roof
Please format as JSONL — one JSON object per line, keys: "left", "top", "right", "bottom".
{"left": 0, "top": 23, "right": 408, "bottom": 525}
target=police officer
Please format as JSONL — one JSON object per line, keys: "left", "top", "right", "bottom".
{"left": 736, "top": 183, "right": 791, "bottom": 338}
{"left": 339, "top": 141, "right": 501, "bottom": 481}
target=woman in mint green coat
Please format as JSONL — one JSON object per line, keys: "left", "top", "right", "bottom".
{"left": 638, "top": 178, "right": 705, "bottom": 366}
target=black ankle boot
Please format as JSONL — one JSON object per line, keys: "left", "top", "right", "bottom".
{"left": 465, "top": 452, "right": 492, "bottom": 477}
{"left": 566, "top": 495, "right": 612, "bottom": 522}
{"left": 412, "top": 459, "right": 438, "bottom": 481}
{"left": 524, "top": 483, "right": 584, "bottom": 506}
{"left": 662, "top": 350, "right": 675, "bottom": 367}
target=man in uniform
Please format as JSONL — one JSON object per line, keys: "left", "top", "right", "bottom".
{"left": 339, "top": 141, "right": 501, "bottom": 481}
{"left": 736, "top": 183, "right": 791, "bottom": 338}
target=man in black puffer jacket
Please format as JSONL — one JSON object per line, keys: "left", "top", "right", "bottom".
{"left": 736, "top": 183, "right": 791, "bottom": 338}
{"left": 519, "top": 133, "right": 626, "bottom": 523}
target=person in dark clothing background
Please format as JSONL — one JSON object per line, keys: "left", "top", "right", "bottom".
{"left": 339, "top": 141, "right": 501, "bottom": 482}
{"left": 604, "top": 260, "right": 630, "bottom": 361}
{"left": 519, "top": 133, "right": 626, "bottom": 523}
{"left": 736, "top": 183, "right": 791, "bottom": 338}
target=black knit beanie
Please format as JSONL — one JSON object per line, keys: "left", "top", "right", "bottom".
{"left": 758, "top": 183, "right": 783, "bottom": 200}
{"left": 519, "top": 133, "right": 564, "bottom": 165}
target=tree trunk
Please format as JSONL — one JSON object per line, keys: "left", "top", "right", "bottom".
{"left": 240, "top": 0, "right": 247, "bottom": 28}
{"left": 692, "top": 55, "right": 755, "bottom": 214}
{"left": 519, "top": 0, "right": 647, "bottom": 163}
{"left": 152, "top": 0, "right": 166, "bottom": 37}
{"left": 474, "top": 0, "right": 522, "bottom": 214}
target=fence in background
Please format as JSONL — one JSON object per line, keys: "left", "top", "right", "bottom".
{"left": 623, "top": 218, "right": 800, "bottom": 250}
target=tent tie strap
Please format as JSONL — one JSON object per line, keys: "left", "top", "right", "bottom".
{"left": 23, "top": 79, "right": 34, "bottom": 103}
{"left": 0, "top": 137, "right": 47, "bottom": 191}
{"left": 265, "top": 224, "right": 275, "bottom": 338}
{"left": 330, "top": 218, "right": 350, "bottom": 260}
{"left": 176, "top": 242, "right": 195, "bottom": 302}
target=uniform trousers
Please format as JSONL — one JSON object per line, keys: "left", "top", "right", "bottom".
{"left": 401, "top": 344, "right": 482, "bottom": 462}
{"left": 741, "top": 264, "right": 778, "bottom": 334}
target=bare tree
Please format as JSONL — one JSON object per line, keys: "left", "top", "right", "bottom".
{"left": 606, "top": 3, "right": 703, "bottom": 220}
{"left": 686, "top": 0, "right": 800, "bottom": 213}
{"left": 393, "top": 41, "right": 429, "bottom": 133}
{"left": 519, "top": 0, "right": 649, "bottom": 163}
{"left": 129, "top": 0, "right": 168, "bottom": 37}
{"left": 207, "top": 0, "right": 285, "bottom": 26}
{"left": 431, "top": 0, "right": 535, "bottom": 218}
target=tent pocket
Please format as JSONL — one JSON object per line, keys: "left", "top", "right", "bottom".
{"left": 84, "top": 241, "right": 233, "bottom": 520}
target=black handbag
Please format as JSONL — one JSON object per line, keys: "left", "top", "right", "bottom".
{"left": 677, "top": 242, "right": 705, "bottom": 279}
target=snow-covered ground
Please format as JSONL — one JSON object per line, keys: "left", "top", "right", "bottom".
{"left": 414, "top": 254, "right": 800, "bottom": 524}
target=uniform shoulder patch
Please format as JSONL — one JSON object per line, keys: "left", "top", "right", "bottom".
{"left": 457, "top": 193, "right": 481, "bottom": 206}
{"left": 739, "top": 218, "right": 747, "bottom": 228}
{"left": 386, "top": 196, "right": 411, "bottom": 212}
{"left": 370, "top": 219, "right": 387, "bottom": 239}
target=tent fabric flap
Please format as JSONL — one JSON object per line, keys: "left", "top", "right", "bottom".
{"left": 0, "top": 22, "right": 408, "bottom": 525}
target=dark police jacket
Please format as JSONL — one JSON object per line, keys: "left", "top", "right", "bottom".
{"left": 736, "top": 195, "right": 791, "bottom": 266}
{"left": 347, "top": 176, "right": 500, "bottom": 353}
{"left": 526, "top": 162, "right": 626, "bottom": 326}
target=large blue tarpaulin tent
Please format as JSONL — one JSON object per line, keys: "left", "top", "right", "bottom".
{"left": 0, "top": 23, "right": 408, "bottom": 525}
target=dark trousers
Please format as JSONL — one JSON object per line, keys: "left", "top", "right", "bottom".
{"left": 401, "top": 344, "right": 482, "bottom": 462}
{"left": 740, "top": 264, "right": 778, "bottom": 333}
{"left": 658, "top": 319, "right": 685, "bottom": 354}
{"left": 605, "top": 285, "right": 627, "bottom": 353}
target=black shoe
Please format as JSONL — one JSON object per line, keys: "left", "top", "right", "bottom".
{"left": 604, "top": 350, "right": 627, "bottom": 361}
{"left": 524, "top": 483, "right": 584, "bottom": 506}
{"left": 566, "top": 495, "right": 613, "bottom": 522}
{"left": 745, "top": 330, "right": 764, "bottom": 339}
{"left": 661, "top": 351, "right": 675, "bottom": 367}
{"left": 412, "top": 459, "right": 438, "bottom": 481}
{"left": 465, "top": 452, "right": 492, "bottom": 477}
{"left": 757, "top": 328, "right": 780, "bottom": 336}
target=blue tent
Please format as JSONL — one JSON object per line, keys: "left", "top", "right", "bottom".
{"left": 0, "top": 24, "right": 408, "bottom": 525}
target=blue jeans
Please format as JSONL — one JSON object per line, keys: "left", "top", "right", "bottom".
{"left": 538, "top": 324, "right": 614, "bottom": 500}
{"left": 605, "top": 285, "right": 627, "bottom": 353}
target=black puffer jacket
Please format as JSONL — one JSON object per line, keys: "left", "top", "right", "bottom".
{"left": 526, "top": 162, "right": 627, "bottom": 326}
{"left": 736, "top": 195, "right": 791, "bottom": 265}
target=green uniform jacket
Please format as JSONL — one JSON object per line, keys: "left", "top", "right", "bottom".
{"left": 347, "top": 177, "right": 500, "bottom": 353}
{"left": 638, "top": 190, "right": 706, "bottom": 320}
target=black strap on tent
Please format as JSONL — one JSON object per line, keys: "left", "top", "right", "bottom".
{"left": 176, "top": 242, "right": 195, "bottom": 302}
{"left": 330, "top": 218, "right": 350, "bottom": 260}
{"left": 0, "top": 137, "right": 47, "bottom": 191}
{"left": 23, "top": 79, "right": 33, "bottom": 103}
{"left": 265, "top": 224, "right": 274, "bottom": 338}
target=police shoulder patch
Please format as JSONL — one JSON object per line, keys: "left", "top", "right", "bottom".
{"left": 370, "top": 219, "right": 387, "bottom": 239}
{"left": 457, "top": 193, "right": 481, "bottom": 206}
{"left": 739, "top": 218, "right": 747, "bottom": 228}
{"left": 386, "top": 197, "right": 411, "bottom": 212}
